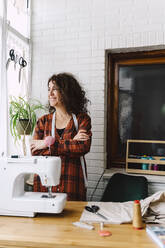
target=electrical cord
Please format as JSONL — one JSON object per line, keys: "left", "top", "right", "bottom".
{"left": 89, "top": 169, "right": 106, "bottom": 201}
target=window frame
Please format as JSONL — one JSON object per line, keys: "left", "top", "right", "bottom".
{"left": 0, "top": 0, "right": 31, "bottom": 157}
{"left": 107, "top": 49, "right": 165, "bottom": 169}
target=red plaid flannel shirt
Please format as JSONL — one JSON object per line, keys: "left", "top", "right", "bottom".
{"left": 32, "top": 112, "right": 92, "bottom": 201}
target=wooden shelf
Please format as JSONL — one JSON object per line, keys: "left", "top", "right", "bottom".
{"left": 127, "top": 158, "right": 165, "bottom": 164}
{"left": 126, "top": 139, "right": 165, "bottom": 176}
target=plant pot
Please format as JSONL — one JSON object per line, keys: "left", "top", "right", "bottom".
{"left": 16, "top": 119, "right": 32, "bottom": 135}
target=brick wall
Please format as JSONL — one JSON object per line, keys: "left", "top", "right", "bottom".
{"left": 31, "top": 0, "right": 165, "bottom": 200}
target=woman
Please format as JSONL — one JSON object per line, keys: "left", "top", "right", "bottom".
{"left": 30, "top": 73, "right": 92, "bottom": 201}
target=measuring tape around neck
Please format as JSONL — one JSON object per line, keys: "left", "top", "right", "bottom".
{"left": 51, "top": 112, "right": 88, "bottom": 187}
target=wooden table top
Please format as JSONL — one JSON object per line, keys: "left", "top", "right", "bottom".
{"left": 0, "top": 201, "right": 157, "bottom": 248}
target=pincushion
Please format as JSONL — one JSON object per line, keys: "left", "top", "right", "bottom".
{"left": 44, "top": 136, "right": 55, "bottom": 147}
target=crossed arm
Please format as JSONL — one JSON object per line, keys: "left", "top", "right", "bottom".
{"left": 30, "top": 115, "right": 92, "bottom": 157}
{"left": 31, "top": 129, "right": 90, "bottom": 152}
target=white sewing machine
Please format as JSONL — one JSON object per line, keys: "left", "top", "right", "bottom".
{"left": 0, "top": 156, "right": 67, "bottom": 217}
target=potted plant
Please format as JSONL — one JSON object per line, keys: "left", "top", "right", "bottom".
{"left": 9, "top": 96, "right": 46, "bottom": 155}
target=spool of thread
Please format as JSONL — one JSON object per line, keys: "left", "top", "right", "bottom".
{"left": 132, "top": 200, "right": 143, "bottom": 230}
{"left": 153, "top": 164, "right": 158, "bottom": 171}
{"left": 142, "top": 164, "right": 148, "bottom": 170}
{"left": 141, "top": 156, "right": 148, "bottom": 170}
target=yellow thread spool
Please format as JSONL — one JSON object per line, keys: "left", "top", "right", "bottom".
{"left": 132, "top": 200, "right": 143, "bottom": 229}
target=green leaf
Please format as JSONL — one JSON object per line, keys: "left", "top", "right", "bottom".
{"left": 9, "top": 96, "right": 46, "bottom": 143}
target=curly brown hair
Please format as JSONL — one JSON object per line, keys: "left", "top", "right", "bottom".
{"left": 47, "top": 73, "right": 89, "bottom": 115}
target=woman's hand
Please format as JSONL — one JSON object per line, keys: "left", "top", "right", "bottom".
{"left": 73, "top": 129, "right": 89, "bottom": 141}
{"left": 30, "top": 140, "right": 47, "bottom": 153}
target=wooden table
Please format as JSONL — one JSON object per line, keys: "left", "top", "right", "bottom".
{"left": 0, "top": 201, "right": 157, "bottom": 248}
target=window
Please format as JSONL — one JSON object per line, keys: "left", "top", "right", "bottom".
{"left": 7, "top": 0, "right": 30, "bottom": 38}
{"left": 0, "top": 0, "right": 31, "bottom": 156}
{"left": 107, "top": 50, "right": 165, "bottom": 168}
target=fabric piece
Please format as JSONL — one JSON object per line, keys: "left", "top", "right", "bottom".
{"left": 32, "top": 112, "right": 92, "bottom": 201}
{"left": 141, "top": 191, "right": 165, "bottom": 224}
{"left": 80, "top": 201, "right": 133, "bottom": 224}
{"left": 80, "top": 191, "right": 165, "bottom": 224}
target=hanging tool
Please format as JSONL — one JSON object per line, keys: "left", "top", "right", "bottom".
{"left": 18, "top": 56, "right": 27, "bottom": 83}
{"left": 6, "top": 49, "right": 15, "bottom": 70}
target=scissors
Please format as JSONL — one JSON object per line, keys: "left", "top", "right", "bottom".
{"left": 85, "top": 205, "right": 108, "bottom": 220}
{"left": 9, "top": 49, "right": 15, "bottom": 61}
{"left": 19, "top": 57, "right": 27, "bottom": 68}
{"left": 19, "top": 57, "right": 27, "bottom": 83}
{"left": 6, "top": 49, "right": 16, "bottom": 69}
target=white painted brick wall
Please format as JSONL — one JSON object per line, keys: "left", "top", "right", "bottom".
{"left": 31, "top": 0, "right": 165, "bottom": 201}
